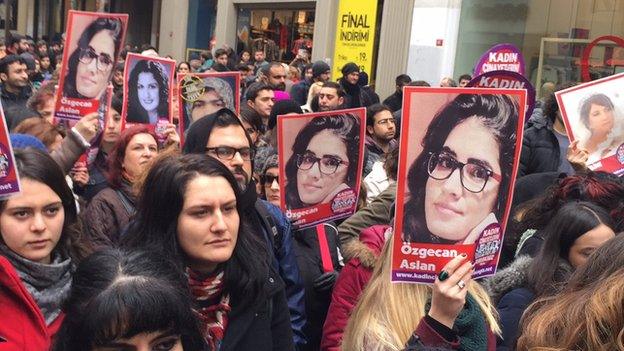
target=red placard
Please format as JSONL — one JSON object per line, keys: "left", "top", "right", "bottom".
{"left": 555, "top": 72, "right": 624, "bottom": 176}
{"left": 391, "top": 87, "right": 526, "bottom": 284}
{"left": 54, "top": 11, "right": 128, "bottom": 122}
{"left": 277, "top": 108, "right": 366, "bottom": 229}
{"left": 0, "top": 102, "right": 20, "bottom": 198}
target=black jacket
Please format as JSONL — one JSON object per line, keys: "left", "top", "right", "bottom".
{"left": 1, "top": 84, "right": 32, "bottom": 127}
{"left": 222, "top": 269, "right": 295, "bottom": 351}
{"left": 518, "top": 111, "right": 560, "bottom": 177}
{"left": 382, "top": 91, "right": 403, "bottom": 112}
{"left": 338, "top": 78, "right": 379, "bottom": 109}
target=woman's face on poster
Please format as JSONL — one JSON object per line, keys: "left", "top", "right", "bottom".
{"left": 137, "top": 72, "right": 159, "bottom": 113}
{"left": 424, "top": 117, "right": 501, "bottom": 242}
{"left": 76, "top": 29, "right": 115, "bottom": 99}
{"left": 587, "top": 103, "right": 614, "bottom": 135}
{"left": 296, "top": 129, "right": 349, "bottom": 205}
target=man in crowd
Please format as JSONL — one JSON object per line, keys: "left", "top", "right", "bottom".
{"left": 246, "top": 81, "right": 275, "bottom": 129}
{"left": 458, "top": 73, "right": 472, "bottom": 87}
{"left": 382, "top": 74, "right": 411, "bottom": 112}
{"left": 0, "top": 55, "right": 32, "bottom": 115}
{"left": 318, "top": 81, "right": 345, "bottom": 112}
{"left": 214, "top": 48, "right": 229, "bottom": 67}
{"left": 291, "top": 60, "right": 331, "bottom": 106}
{"left": 253, "top": 49, "right": 268, "bottom": 74}
{"left": 182, "top": 109, "right": 307, "bottom": 350}
{"left": 261, "top": 62, "right": 287, "bottom": 92}
{"left": 440, "top": 76, "right": 457, "bottom": 87}
{"left": 338, "top": 62, "right": 379, "bottom": 108}
{"left": 364, "top": 103, "right": 398, "bottom": 175}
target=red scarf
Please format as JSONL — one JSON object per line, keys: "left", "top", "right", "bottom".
{"left": 187, "top": 268, "right": 231, "bottom": 351}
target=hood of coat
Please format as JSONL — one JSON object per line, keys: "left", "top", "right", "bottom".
{"left": 342, "top": 225, "right": 389, "bottom": 269}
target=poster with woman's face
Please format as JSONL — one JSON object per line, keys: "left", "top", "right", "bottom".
{"left": 121, "top": 53, "right": 176, "bottom": 133}
{"left": 177, "top": 72, "right": 241, "bottom": 145}
{"left": 391, "top": 87, "right": 526, "bottom": 284}
{"left": 54, "top": 10, "right": 128, "bottom": 122}
{"left": 278, "top": 108, "right": 366, "bottom": 229}
{"left": 0, "top": 101, "right": 20, "bottom": 198}
{"left": 556, "top": 72, "right": 624, "bottom": 176}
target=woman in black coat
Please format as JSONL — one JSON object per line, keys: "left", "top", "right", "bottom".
{"left": 123, "top": 154, "right": 294, "bottom": 351}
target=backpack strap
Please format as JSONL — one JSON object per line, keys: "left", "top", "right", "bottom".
{"left": 254, "top": 201, "right": 280, "bottom": 250}
{"left": 316, "top": 223, "right": 334, "bottom": 273}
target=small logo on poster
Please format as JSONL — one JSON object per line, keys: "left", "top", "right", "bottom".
{"left": 180, "top": 75, "right": 205, "bottom": 102}
{"left": 617, "top": 143, "right": 624, "bottom": 164}
{"left": 330, "top": 188, "right": 357, "bottom": 214}
{"left": 0, "top": 144, "right": 11, "bottom": 178}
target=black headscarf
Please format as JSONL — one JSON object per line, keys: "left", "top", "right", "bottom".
{"left": 182, "top": 108, "right": 258, "bottom": 211}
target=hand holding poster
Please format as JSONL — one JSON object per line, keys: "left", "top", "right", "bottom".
{"left": 121, "top": 53, "right": 176, "bottom": 138}
{"left": 391, "top": 87, "right": 525, "bottom": 283}
{"left": 54, "top": 11, "right": 128, "bottom": 121}
{"left": 555, "top": 72, "right": 624, "bottom": 175}
{"left": 278, "top": 108, "right": 366, "bottom": 229}
{"left": 0, "top": 102, "right": 20, "bottom": 198}
{"left": 177, "top": 72, "right": 241, "bottom": 144}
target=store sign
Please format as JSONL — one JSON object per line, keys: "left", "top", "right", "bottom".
{"left": 332, "top": 0, "right": 379, "bottom": 80}
{"left": 474, "top": 43, "right": 526, "bottom": 77}
{"left": 467, "top": 70, "right": 535, "bottom": 123}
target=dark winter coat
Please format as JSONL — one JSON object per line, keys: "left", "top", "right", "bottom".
{"left": 221, "top": 268, "right": 295, "bottom": 351}
{"left": 290, "top": 79, "right": 311, "bottom": 106}
{"left": 518, "top": 112, "right": 560, "bottom": 177}
{"left": 293, "top": 223, "right": 341, "bottom": 351}
{"left": 383, "top": 91, "right": 403, "bottom": 112}
{"left": 321, "top": 224, "right": 388, "bottom": 351}
{"left": 338, "top": 78, "right": 379, "bottom": 109}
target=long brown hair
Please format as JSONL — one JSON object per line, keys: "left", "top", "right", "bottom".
{"left": 516, "top": 234, "right": 624, "bottom": 350}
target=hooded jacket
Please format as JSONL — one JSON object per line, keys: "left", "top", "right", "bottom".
{"left": 518, "top": 107, "right": 561, "bottom": 177}
{"left": 321, "top": 225, "right": 388, "bottom": 351}
{"left": 0, "top": 256, "right": 64, "bottom": 350}
{"left": 183, "top": 108, "right": 307, "bottom": 348}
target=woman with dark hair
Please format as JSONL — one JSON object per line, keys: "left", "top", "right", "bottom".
{"left": 486, "top": 201, "right": 615, "bottom": 350}
{"left": 127, "top": 59, "right": 170, "bottom": 124}
{"left": 284, "top": 113, "right": 361, "bottom": 209}
{"left": 517, "top": 234, "right": 624, "bottom": 350}
{"left": 403, "top": 94, "right": 519, "bottom": 244}
{"left": 52, "top": 248, "right": 206, "bottom": 350}
{"left": 577, "top": 93, "right": 622, "bottom": 163}
{"left": 177, "top": 61, "right": 191, "bottom": 77}
{"left": 123, "top": 154, "right": 295, "bottom": 350}
{"left": 63, "top": 17, "right": 123, "bottom": 99}
{"left": 0, "top": 148, "right": 91, "bottom": 350}
{"left": 81, "top": 125, "right": 159, "bottom": 248}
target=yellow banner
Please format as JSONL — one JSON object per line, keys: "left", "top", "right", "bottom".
{"left": 332, "top": 0, "right": 379, "bottom": 81}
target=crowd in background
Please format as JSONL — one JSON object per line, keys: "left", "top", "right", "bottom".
{"left": 0, "top": 30, "right": 624, "bottom": 351}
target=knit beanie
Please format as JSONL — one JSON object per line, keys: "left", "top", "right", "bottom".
{"left": 10, "top": 133, "right": 47, "bottom": 151}
{"left": 312, "top": 61, "right": 330, "bottom": 79}
{"left": 268, "top": 99, "right": 303, "bottom": 131}
{"left": 262, "top": 153, "right": 279, "bottom": 175}
{"left": 341, "top": 62, "right": 360, "bottom": 77}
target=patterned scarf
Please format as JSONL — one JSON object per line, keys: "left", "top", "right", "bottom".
{"left": 0, "top": 244, "right": 72, "bottom": 325}
{"left": 186, "top": 267, "right": 231, "bottom": 351}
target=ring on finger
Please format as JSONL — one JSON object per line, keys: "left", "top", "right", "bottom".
{"left": 456, "top": 280, "right": 466, "bottom": 289}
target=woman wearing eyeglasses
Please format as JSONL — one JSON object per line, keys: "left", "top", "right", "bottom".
{"left": 403, "top": 94, "right": 518, "bottom": 244}
{"left": 284, "top": 114, "right": 361, "bottom": 209}
{"left": 63, "top": 17, "right": 123, "bottom": 100}
{"left": 127, "top": 59, "right": 170, "bottom": 124}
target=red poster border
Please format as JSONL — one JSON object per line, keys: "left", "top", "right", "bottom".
{"left": 391, "top": 87, "right": 526, "bottom": 284}
{"left": 121, "top": 53, "right": 177, "bottom": 131}
{"left": 53, "top": 11, "right": 129, "bottom": 122}
{"left": 277, "top": 107, "right": 367, "bottom": 229}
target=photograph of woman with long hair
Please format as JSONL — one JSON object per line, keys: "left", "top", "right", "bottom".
{"left": 577, "top": 93, "right": 623, "bottom": 164}
{"left": 284, "top": 113, "right": 361, "bottom": 210}
{"left": 62, "top": 16, "right": 124, "bottom": 100}
{"left": 126, "top": 58, "right": 171, "bottom": 124}
{"left": 402, "top": 93, "right": 519, "bottom": 245}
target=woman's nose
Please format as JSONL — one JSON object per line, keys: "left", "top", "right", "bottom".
{"left": 212, "top": 211, "right": 228, "bottom": 233}
{"left": 270, "top": 179, "right": 279, "bottom": 190}
{"left": 440, "top": 168, "right": 463, "bottom": 196}
{"left": 30, "top": 213, "right": 47, "bottom": 232}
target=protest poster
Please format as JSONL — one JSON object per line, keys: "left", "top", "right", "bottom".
{"left": 54, "top": 10, "right": 128, "bottom": 122}
{"left": 331, "top": 0, "right": 379, "bottom": 80}
{"left": 391, "top": 87, "right": 526, "bottom": 284}
{"left": 474, "top": 43, "right": 525, "bottom": 77}
{"left": 177, "top": 71, "right": 241, "bottom": 144}
{"left": 468, "top": 70, "right": 535, "bottom": 123}
{"left": 0, "top": 102, "right": 20, "bottom": 198}
{"left": 121, "top": 53, "right": 176, "bottom": 138}
{"left": 555, "top": 72, "right": 624, "bottom": 175}
{"left": 278, "top": 108, "right": 366, "bottom": 229}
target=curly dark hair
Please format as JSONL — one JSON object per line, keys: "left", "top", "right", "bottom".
{"left": 284, "top": 113, "right": 361, "bottom": 208}
{"left": 127, "top": 59, "right": 170, "bottom": 123}
{"left": 402, "top": 94, "right": 519, "bottom": 243}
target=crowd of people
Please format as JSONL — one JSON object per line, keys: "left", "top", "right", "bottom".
{"left": 0, "top": 29, "right": 624, "bottom": 351}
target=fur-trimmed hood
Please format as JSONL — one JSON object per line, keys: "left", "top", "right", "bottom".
{"left": 341, "top": 225, "right": 389, "bottom": 269}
